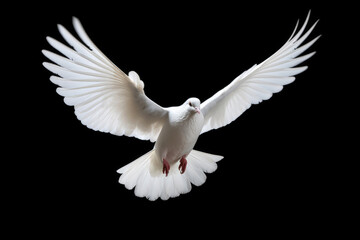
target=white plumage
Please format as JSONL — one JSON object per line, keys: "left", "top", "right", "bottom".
{"left": 43, "top": 12, "right": 319, "bottom": 200}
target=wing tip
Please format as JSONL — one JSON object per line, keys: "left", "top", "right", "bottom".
{"left": 42, "top": 61, "right": 51, "bottom": 69}
{"left": 72, "top": 16, "right": 81, "bottom": 29}
{"left": 41, "top": 49, "right": 48, "bottom": 56}
{"left": 45, "top": 36, "right": 53, "bottom": 43}
{"left": 49, "top": 75, "right": 57, "bottom": 84}
{"left": 72, "top": 16, "right": 79, "bottom": 23}
{"left": 307, "top": 9, "right": 312, "bottom": 17}
{"left": 57, "top": 24, "right": 70, "bottom": 38}
{"left": 309, "top": 51, "right": 317, "bottom": 57}
{"left": 56, "top": 23, "right": 63, "bottom": 31}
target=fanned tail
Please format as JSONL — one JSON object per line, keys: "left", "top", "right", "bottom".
{"left": 117, "top": 150, "right": 223, "bottom": 201}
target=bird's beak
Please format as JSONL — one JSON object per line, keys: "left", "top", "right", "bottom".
{"left": 195, "top": 107, "right": 200, "bottom": 114}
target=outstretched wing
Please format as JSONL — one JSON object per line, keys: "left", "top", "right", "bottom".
{"left": 43, "top": 17, "right": 167, "bottom": 142}
{"left": 200, "top": 12, "right": 320, "bottom": 134}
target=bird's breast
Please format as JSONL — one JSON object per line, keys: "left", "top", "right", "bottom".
{"left": 155, "top": 112, "right": 204, "bottom": 164}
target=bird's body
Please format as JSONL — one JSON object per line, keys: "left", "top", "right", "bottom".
{"left": 42, "top": 12, "right": 320, "bottom": 200}
{"left": 154, "top": 99, "right": 204, "bottom": 174}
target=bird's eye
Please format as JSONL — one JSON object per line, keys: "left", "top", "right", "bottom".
{"left": 189, "top": 102, "right": 192, "bottom": 107}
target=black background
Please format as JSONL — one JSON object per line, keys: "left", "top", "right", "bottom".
{"left": 8, "top": 0, "right": 354, "bottom": 237}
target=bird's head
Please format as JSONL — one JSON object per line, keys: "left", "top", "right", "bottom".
{"left": 185, "top": 98, "right": 201, "bottom": 114}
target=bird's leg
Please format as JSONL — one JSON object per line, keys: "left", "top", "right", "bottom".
{"left": 179, "top": 156, "right": 187, "bottom": 174}
{"left": 162, "top": 159, "right": 170, "bottom": 177}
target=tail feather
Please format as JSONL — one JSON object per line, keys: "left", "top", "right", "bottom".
{"left": 118, "top": 150, "right": 153, "bottom": 190}
{"left": 117, "top": 149, "right": 223, "bottom": 201}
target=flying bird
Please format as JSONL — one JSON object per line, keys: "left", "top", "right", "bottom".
{"left": 42, "top": 12, "right": 320, "bottom": 200}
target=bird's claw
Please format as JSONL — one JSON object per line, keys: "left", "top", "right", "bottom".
{"left": 162, "top": 159, "right": 170, "bottom": 177}
{"left": 179, "top": 157, "right": 187, "bottom": 174}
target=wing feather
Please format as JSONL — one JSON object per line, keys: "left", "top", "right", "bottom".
{"left": 201, "top": 12, "right": 320, "bottom": 134}
{"left": 43, "top": 18, "right": 167, "bottom": 142}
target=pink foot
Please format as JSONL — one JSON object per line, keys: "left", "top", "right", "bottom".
{"left": 179, "top": 157, "right": 187, "bottom": 174}
{"left": 163, "top": 159, "right": 170, "bottom": 177}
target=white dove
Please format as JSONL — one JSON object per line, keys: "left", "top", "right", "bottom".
{"left": 43, "top": 12, "right": 319, "bottom": 200}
